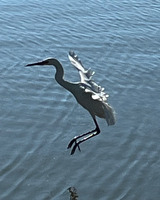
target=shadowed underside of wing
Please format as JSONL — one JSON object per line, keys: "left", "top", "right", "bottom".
{"left": 68, "top": 51, "right": 109, "bottom": 102}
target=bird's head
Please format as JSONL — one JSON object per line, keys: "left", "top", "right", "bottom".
{"left": 26, "top": 58, "right": 58, "bottom": 67}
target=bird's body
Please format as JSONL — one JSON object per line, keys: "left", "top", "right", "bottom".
{"left": 26, "top": 51, "right": 115, "bottom": 154}
{"left": 73, "top": 87, "right": 113, "bottom": 123}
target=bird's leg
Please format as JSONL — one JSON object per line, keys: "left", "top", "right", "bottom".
{"left": 68, "top": 117, "right": 100, "bottom": 155}
{"left": 67, "top": 128, "right": 97, "bottom": 150}
{"left": 71, "top": 127, "right": 100, "bottom": 155}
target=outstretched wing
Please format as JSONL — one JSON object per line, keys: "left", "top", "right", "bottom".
{"left": 68, "top": 51, "right": 109, "bottom": 102}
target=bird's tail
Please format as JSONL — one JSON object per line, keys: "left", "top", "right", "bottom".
{"left": 103, "top": 103, "right": 116, "bottom": 126}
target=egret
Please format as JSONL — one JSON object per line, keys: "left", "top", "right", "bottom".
{"left": 26, "top": 51, "right": 116, "bottom": 155}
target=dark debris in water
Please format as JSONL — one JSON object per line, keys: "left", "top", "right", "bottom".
{"left": 68, "top": 187, "right": 78, "bottom": 200}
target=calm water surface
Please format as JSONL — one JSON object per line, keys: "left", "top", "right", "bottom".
{"left": 0, "top": 0, "right": 160, "bottom": 199}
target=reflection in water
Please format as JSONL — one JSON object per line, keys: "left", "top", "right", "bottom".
{"left": 68, "top": 187, "right": 78, "bottom": 200}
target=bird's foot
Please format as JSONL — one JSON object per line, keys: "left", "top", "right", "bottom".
{"left": 70, "top": 142, "right": 81, "bottom": 155}
{"left": 67, "top": 137, "right": 81, "bottom": 155}
{"left": 67, "top": 137, "right": 78, "bottom": 149}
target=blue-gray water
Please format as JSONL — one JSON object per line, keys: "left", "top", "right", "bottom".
{"left": 0, "top": 0, "right": 160, "bottom": 199}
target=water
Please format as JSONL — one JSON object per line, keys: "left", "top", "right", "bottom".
{"left": 0, "top": 0, "right": 160, "bottom": 199}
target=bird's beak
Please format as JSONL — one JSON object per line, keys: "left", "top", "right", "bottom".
{"left": 26, "top": 60, "right": 48, "bottom": 67}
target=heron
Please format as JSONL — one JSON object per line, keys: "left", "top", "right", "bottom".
{"left": 26, "top": 51, "right": 116, "bottom": 155}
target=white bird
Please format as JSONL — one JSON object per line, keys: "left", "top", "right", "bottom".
{"left": 26, "top": 51, "right": 116, "bottom": 155}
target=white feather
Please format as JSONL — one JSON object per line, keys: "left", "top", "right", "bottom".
{"left": 68, "top": 51, "right": 109, "bottom": 103}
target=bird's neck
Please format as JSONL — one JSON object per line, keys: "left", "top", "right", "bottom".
{"left": 54, "top": 60, "right": 72, "bottom": 91}
{"left": 54, "top": 60, "right": 64, "bottom": 84}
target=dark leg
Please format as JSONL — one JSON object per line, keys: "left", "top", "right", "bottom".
{"left": 68, "top": 117, "right": 100, "bottom": 155}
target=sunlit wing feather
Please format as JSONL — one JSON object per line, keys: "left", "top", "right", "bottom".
{"left": 68, "top": 51, "right": 109, "bottom": 102}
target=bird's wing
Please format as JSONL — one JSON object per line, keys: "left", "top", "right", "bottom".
{"left": 68, "top": 51, "right": 109, "bottom": 102}
{"left": 68, "top": 51, "right": 93, "bottom": 83}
